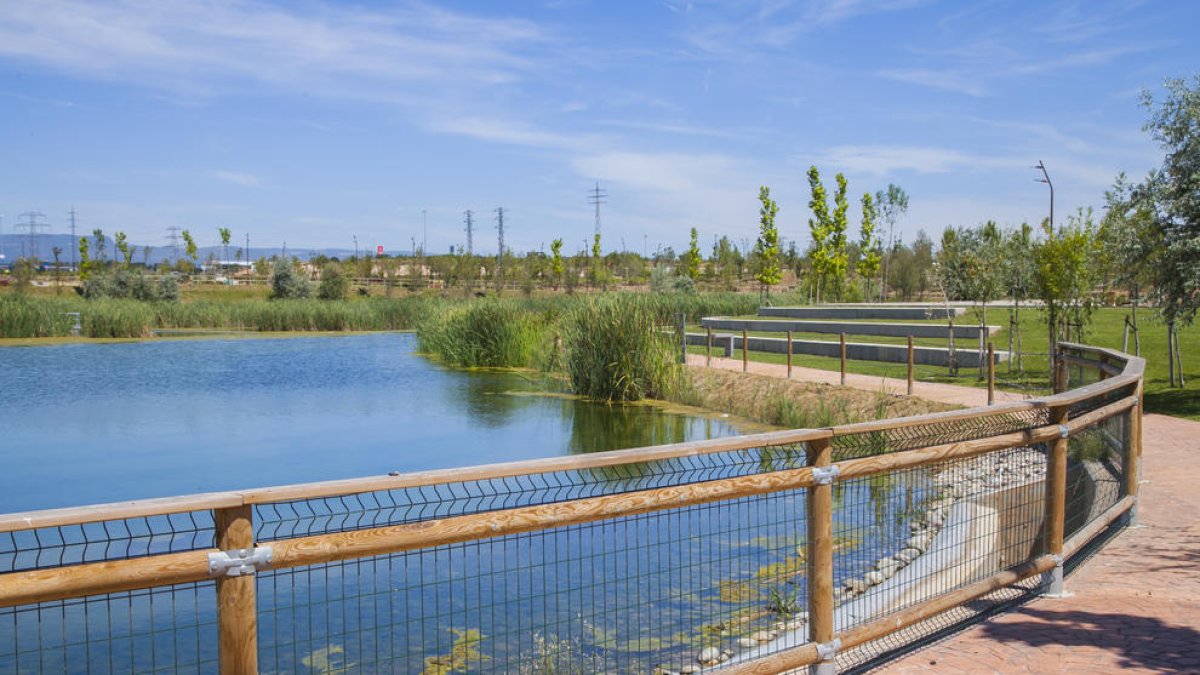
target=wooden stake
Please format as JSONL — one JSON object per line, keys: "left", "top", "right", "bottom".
{"left": 806, "top": 436, "right": 834, "bottom": 664}
{"left": 987, "top": 342, "right": 995, "bottom": 405}
{"left": 840, "top": 332, "right": 847, "bottom": 386}
{"left": 786, "top": 330, "right": 793, "bottom": 379}
{"left": 215, "top": 505, "right": 258, "bottom": 675}
{"left": 742, "top": 328, "right": 749, "bottom": 373}
{"left": 706, "top": 327, "right": 712, "bottom": 367}
{"left": 907, "top": 336, "right": 914, "bottom": 396}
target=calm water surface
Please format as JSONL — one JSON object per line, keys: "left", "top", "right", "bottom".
{"left": 0, "top": 332, "right": 737, "bottom": 512}
{"left": 0, "top": 333, "right": 932, "bottom": 673}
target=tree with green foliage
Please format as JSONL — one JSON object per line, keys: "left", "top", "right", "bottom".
{"left": 682, "top": 227, "right": 702, "bottom": 281}
{"left": 270, "top": 259, "right": 312, "bottom": 299}
{"left": 806, "top": 167, "right": 850, "bottom": 301}
{"left": 92, "top": 229, "right": 107, "bottom": 266}
{"left": 590, "top": 233, "right": 604, "bottom": 289}
{"left": 78, "top": 236, "right": 92, "bottom": 280}
{"left": 181, "top": 229, "right": 199, "bottom": 273}
{"left": 875, "top": 184, "right": 909, "bottom": 301}
{"left": 218, "top": 227, "right": 232, "bottom": 269}
{"left": 114, "top": 231, "right": 132, "bottom": 268}
{"left": 1033, "top": 209, "right": 1102, "bottom": 377}
{"left": 710, "top": 236, "right": 741, "bottom": 291}
{"left": 1002, "top": 223, "right": 1035, "bottom": 370}
{"left": 857, "top": 193, "right": 881, "bottom": 298}
{"left": 549, "top": 238, "right": 564, "bottom": 289}
{"left": 317, "top": 262, "right": 348, "bottom": 300}
{"left": 1133, "top": 76, "right": 1200, "bottom": 326}
{"left": 753, "top": 186, "right": 782, "bottom": 301}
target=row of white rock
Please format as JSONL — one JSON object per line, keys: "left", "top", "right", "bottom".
{"left": 674, "top": 448, "right": 1047, "bottom": 672}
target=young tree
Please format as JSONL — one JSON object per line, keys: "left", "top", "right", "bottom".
{"left": 78, "top": 236, "right": 92, "bottom": 280}
{"left": 1033, "top": 210, "right": 1101, "bottom": 379}
{"left": 51, "top": 246, "right": 63, "bottom": 293}
{"left": 682, "top": 227, "right": 702, "bottom": 281}
{"left": 550, "top": 238, "right": 564, "bottom": 290}
{"left": 806, "top": 166, "right": 850, "bottom": 301}
{"left": 181, "top": 229, "right": 199, "bottom": 273}
{"left": 807, "top": 166, "right": 831, "bottom": 301}
{"left": 218, "top": 227, "right": 232, "bottom": 276}
{"left": 92, "top": 229, "right": 107, "bottom": 266}
{"left": 857, "top": 193, "right": 881, "bottom": 298}
{"left": 753, "top": 186, "right": 782, "bottom": 301}
{"left": 1002, "top": 223, "right": 1035, "bottom": 370}
{"left": 829, "top": 173, "right": 850, "bottom": 295}
{"left": 114, "top": 231, "right": 132, "bottom": 268}
{"left": 589, "top": 233, "right": 604, "bottom": 290}
{"left": 875, "top": 184, "right": 909, "bottom": 301}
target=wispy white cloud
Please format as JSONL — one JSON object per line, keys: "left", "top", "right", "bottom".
{"left": 878, "top": 68, "right": 989, "bottom": 97}
{"left": 0, "top": 1, "right": 549, "bottom": 100}
{"left": 212, "top": 170, "right": 261, "bottom": 187}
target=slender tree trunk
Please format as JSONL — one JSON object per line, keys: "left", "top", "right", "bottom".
{"left": 1132, "top": 287, "right": 1141, "bottom": 356}
{"left": 1168, "top": 321, "right": 1177, "bottom": 388}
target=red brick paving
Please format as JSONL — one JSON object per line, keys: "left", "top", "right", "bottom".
{"left": 688, "top": 355, "right": 1200, "bottom": 674}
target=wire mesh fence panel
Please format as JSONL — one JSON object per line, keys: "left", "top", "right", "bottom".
{"left": 831, "top": 446, "right": 1049, "bottom": 668}
{"left": 0, "top": 582, "right": 218, "bottom": 674}
{"left": 1064, "top": 411, "right": 1129, "bottom": 541}
{"left": 1, "top": 513, "right": 215, "bottom": 574}
{"left": 253, "top": 447, "right": 805, "bottom": 542}
{"left": 831, "top": 407, "right": 1050, "bottom": 461}
{"left": 256, "top": 489, "right": 815, "bottom": 674}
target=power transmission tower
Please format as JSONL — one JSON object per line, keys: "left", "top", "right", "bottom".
{"left": 166, "top": 226, "right": 182, "bottom": 262}
{"left": 495, "top": 207, "right": 505, "bottom": 291}
{"left": 587, "top": 181, "right": 607, "bottom": 238}
{"left": 69, "top": 207, "right": 78, "bottom": 268}
{"left": 17, "top": 211, "right": 49, "bottom": 260}
{"left": 463, "top": 209, "right": 474, "bottom": 255}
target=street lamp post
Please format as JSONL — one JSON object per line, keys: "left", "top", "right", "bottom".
{"left": 1033, "top": 160, "right": 1054, "bottom": 228}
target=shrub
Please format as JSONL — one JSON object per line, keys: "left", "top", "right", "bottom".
{"left": 270, "top": 260, "right": 312, "bottom": 299}
{"left": 318, "top": 263, "right": 349, "bottom": 300}
{"left": 81, "top": 270, "right": 180, "bottom": 301}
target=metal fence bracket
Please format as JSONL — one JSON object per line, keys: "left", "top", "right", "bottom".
{"left": 1058, "top": 425, "right": 1070, "bottom": 438}
{"left": 812, "top": 465, "right": 841, "bottom": 486}
{"left": 812, "top": 638, "right": 841, "bottom": 674}
{"left": 208, "top": 546, "right": 273, "bottom": 578}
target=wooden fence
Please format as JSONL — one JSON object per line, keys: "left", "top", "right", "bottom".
{"left": 0, "top": 342, "right": 1143, "bottom": 674}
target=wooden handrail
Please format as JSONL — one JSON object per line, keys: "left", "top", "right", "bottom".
{"left": 0, "top": 344, "right": 1146, "bottom": 534}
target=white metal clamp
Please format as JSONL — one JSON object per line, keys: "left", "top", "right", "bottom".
{"left": 208, "top": 546, "right": 273, "bottom": 578}
{"left": 812, "top": 465, "right": 841, "bottom": 486}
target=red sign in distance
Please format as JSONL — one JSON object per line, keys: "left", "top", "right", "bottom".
{"left": 377, "top": 245, "right": 384, "bottom": 255}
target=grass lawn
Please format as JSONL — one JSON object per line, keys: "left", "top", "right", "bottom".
{"left": 690, "top": 306, "right": 1199, "bottom": 420}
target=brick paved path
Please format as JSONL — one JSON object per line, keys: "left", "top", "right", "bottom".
{"left": 688, "top": 355, "right": 1200, "bottom": 673}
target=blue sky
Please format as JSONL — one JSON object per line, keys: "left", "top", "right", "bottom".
{"left": 0, "top": 0, "right": 1195, "bottom": 256}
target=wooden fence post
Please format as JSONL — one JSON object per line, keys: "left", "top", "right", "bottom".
{"left": 907, "top": 336, "right": 914, "bottom": 396}
{"left": 839, "top": 333, "right": 847, "bottom": 386}
{"left": 806, "top": 435, "right": 836, "bottom": 674}
{"left": 1044, "top": 404, "right": 1069, "bottom": 596}
{"left": 987, "top": 342, "right": 995, "bottom": 406}
{"left": 742, "top": 329, "right": 749, "bottom": 373}
{"left": 1126, "top": 382, "right": 1143, "bottom": 525}
{"left": 214, "top": 505, "right": 258, "bottom": 675}
{"left": 706, "top": 327, "right": 712, "bottom": 367}
{"left": 679, "top": 314, "right": 687, "bottom": 365}
{"left": 787, "top": 330, "right": 793, "bottom": 379}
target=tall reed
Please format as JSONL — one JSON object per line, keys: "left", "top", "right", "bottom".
{"left": 560, "top": 294, "right": 680, "bottom": 402}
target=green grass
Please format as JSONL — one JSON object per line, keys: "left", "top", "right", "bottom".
{"left": 693, "top": 306, "right": 1200, "bottom": 419}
